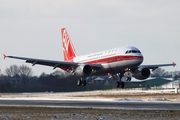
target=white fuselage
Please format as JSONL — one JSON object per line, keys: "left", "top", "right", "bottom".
{"left": 73, "top": 46, "right": 143, "bottom": 75}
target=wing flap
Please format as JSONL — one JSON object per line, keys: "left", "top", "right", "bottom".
{"left": 6, "top": 55, "right": 78, "bottom": 68}
{"left": 5, "top": 55, "right": 102, "bottom": 72}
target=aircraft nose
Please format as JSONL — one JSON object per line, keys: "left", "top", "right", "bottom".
{"left": 140, "top": 55, "right": 144, "bottom": 64}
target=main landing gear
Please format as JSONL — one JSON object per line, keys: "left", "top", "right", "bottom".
{"left": 115, "top": 73, "right": 125, "bottom": 88}
{"left": 77, "top": 78, "right": 86, "bottom": 86}
{"left": 115, "top": 71, "right": 132, "bottom": 88}
{"left": 115, "top": 81, "right": 125, "bottom": 88}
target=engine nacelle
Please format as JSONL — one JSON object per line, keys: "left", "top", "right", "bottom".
{"left": 131, "top": 67, "right": 150, "bottom": 80}
{"left": 75, "top": 65, "right": 92, "bottom": 76}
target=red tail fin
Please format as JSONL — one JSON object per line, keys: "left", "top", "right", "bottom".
{"left": 61, "top": 28, "right": 77, "bottom": 61}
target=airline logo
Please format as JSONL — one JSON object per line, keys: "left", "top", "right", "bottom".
{"left": 61, "top": 28, "right": 77, "bottom": 61}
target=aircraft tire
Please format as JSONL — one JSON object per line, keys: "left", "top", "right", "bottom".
{"left": 126, "top": 77, "right": 131, "bottom": 81}
{"left": 77, "top": 79, "right": 82, "bottom": 86}
{"left": 82, "top": 80, "right": 86, "bottom": 86}
{"left": 120, "top": 82, "right": 125, "bottom": 88}
{"left": 115, "top": 81, "right": 120, "bottom": 88}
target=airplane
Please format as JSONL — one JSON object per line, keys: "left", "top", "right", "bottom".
{"left": 3, "top": 28, "right": 176, "bottom": 88}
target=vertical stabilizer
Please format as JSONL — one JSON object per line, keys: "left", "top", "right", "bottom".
{"left": 61, "top": 28, "right": 77, "bottom": 61}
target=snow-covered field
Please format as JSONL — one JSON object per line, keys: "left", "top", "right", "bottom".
{"left": 0, "top": 90, "right": 180, "bottom": 120}
{"left": 0, "top": 89, "right": 180, "bottom": 102}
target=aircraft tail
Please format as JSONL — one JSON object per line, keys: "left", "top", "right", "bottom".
{"left": 61, "top": 28, "right": 77, "bottom": 61}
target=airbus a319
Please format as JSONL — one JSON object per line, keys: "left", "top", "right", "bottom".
{"left": 4, "top": 28, "right": 176, "bottom": 88}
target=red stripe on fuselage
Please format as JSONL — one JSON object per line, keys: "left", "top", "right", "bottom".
{"left": 83, "top": 55, "right": 143, "bottom": 64}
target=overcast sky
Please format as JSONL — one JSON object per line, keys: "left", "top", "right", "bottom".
{"left": 0, "top": 0, "right": 180, "bottom": 76}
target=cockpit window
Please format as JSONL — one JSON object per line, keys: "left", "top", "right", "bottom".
{"left": 137, "top": 50, "right": 141, "bottom": 53}
{"left": 125, "top": 50, "right": 130, "bottom": 54}
{"left": 125, "top": 50, "right": 141, "bottom": 54}
{"left": 132, "top": 50, "right": 137, "bottom": 53}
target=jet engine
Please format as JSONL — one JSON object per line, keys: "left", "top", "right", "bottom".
{"left": 75, "top": 64, "right": 92, "bottom": 76}
{"left": 131, "top": 67, "right": 150, "bottom": 80}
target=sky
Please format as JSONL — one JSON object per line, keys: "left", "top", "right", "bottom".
{"left": 0, "top": 0, "right": 180, "bottom": 76}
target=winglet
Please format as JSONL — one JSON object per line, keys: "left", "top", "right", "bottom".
{"left": 3, "top": 54, "right": 7, "bottom": 59}
{"left": 172, "top": 62, "right": 176, "bottom": 67}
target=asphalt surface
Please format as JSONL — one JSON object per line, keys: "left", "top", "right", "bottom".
{"left": 0, "top": 99, "right": 180, "bottom": 110}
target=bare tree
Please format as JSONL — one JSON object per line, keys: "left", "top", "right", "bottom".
{"left": 19, "top": 65, "right": 33, "bottom": 78}
{"left": 0, "top": 69, "right": 3, "bottom": 76}
{"left": 51, "top": 70, "right": 65, "bottom": 77}
{"left": 4, "top": 65, "right": 19, "bottom": 77}
{"left": 4, "top": 64, "right": 33, "bottom": 85}
{"left": 19, "top": 65, "right": 33, "bottom": 85}
{"left": 151, "top": 68, "right": 166, "bottom": 77}
{"left": 172, "top": 71, "right": 180, "bottom": 78}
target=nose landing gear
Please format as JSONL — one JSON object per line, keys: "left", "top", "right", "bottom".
{"left": 125, "top": 71, "right": 132, "bottom": 81}
{"left": 114, "top": 71, "right": 132, "bottom": 88}
{"left": 115, "top": 73, "right": 125, "bottom": 88}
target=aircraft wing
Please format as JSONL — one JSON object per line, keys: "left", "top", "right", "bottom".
{"left": 4, "top": 55, "right": 102, "bottom": 71}
{"left": 139, "top": 62, "right": 176, "bottom": 71}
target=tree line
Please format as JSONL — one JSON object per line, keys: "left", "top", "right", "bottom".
{"left": 151, "top": 68, "right": 180, "bottom": 78}
{"left": 0, "top": 64, "right": 179, "bottom": 93}
{"left": 0, "top": 65, "right": 113, "bottom": 92}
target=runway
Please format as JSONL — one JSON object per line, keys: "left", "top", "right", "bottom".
{"left": 0, "top": 91, "right": 180, "bottom": 119}
{"left": 0, "top": 99, "right": 180, "bottom": 110}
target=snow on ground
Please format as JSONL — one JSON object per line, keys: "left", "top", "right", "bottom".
{"left": 0, "top": 89, "right": 180, "bottom": 102}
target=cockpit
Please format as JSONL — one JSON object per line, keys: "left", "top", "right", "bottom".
{"left": 125, "top": 50, "right": 141, "bottom": 54}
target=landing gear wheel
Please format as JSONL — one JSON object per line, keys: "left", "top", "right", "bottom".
{"left": 115, "top": 81, "right": 125, "bottom": 88}
{"left": 115, "top": 81, "right": 120, "bottom": 88}
{"left": 126, "top": 77, "right": 131, "bottom": 81}
{"left": 82, "top": 80, "right": 86, "bottom": 86}
{"left": 77, "top": 79, "right": 82, "bottom": 86}
{"left": 114, "top": 72, "right": 125, "bottom": 88}
{"left": 120, "top": 81, "right": 125, "bottom": 88}
{"left": 77, "top": 79, "right": 86, "bottom": 86}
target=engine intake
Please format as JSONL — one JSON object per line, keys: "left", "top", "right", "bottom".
{"left": 75, "top": 65, "right": 92, "bottom": 76}
{"left": 131, "top": 67, "right": 150, "bottom": 80}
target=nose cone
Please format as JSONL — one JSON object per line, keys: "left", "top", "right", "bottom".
{"left": 135, "top": 48, "right": 144, "bottom": 65}
{"left": 139, "top": 55, "right": 144, "bottom": 64}
{"left": 137, "top": 50, "right": 144, "bottom": 65}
